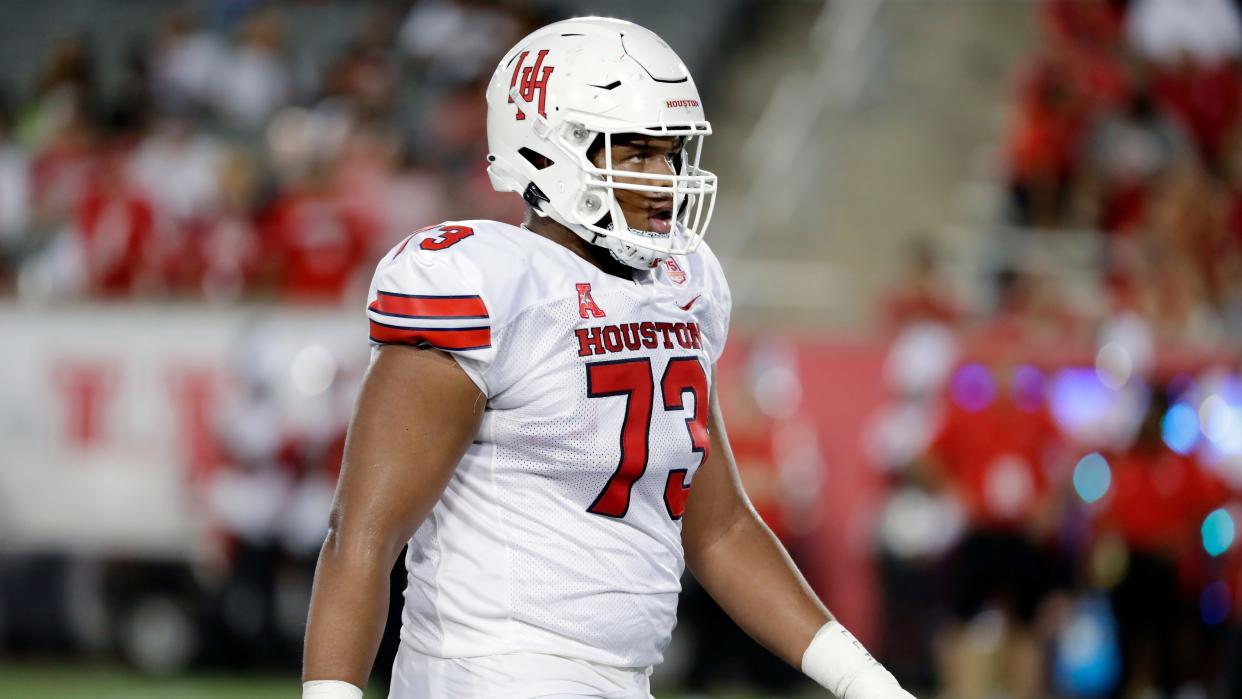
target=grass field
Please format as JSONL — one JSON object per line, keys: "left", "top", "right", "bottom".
{"left": 0, "top": 664, "right": 311, "bottom": 699}
{"left": 0, "top": 663, "right": 821, "bottom": 699}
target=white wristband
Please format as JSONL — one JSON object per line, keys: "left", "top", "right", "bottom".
{"left": 801, "top": 621, "right": 909, "bottom": 699}
{"left": 303, "top": 680, "right": 364, "bottom": 699}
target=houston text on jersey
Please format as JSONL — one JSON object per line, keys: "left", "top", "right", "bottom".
{"left": 574, "top": 321, "right": 703, "bottom": 357}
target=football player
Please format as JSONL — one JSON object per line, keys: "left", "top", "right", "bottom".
{"left": 302, "top": 17, "right": 918, "bottom": 699}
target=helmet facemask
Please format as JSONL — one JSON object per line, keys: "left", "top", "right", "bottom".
{"left": 504, "top": 86, "right": 717, "bottom": 269}
{"left": 578, "top": 127, "right": 717, "bottom": 269}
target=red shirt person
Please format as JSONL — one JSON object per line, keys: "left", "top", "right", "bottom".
{"left": 74, "top": 148, "right": 157, "bottom": 297}
{"left": 1097, "top": 448, "right": 1227, "bottom": 555}
{"left": 923, "top": 361, "right": 1069, "bottom": 628}
{"left": 1087, "top": 388, "right": 1231, "bottom": 697}
{"left": 927, "top": 362, "right": 1064, "bottom": 530}
{"left": 260, "top": 164, "right": 374, "bottom": 303}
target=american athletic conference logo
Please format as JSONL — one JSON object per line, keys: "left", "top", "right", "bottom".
{"left": 508, "top": 49, "right": 554, "bottom": 120}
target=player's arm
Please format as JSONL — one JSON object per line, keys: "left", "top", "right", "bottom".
{"left": 681, "top": 367, "right": 916, "bottom": 699}
{"left": 302, "top": 345, "right": 485, "bottom": 696}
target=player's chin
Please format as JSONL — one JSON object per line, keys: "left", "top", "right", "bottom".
{"left": 647, "top": 215, "right": 673, "bottom": 234}
{"left": 622, "top": 212, "right": 673, "bottom": 235}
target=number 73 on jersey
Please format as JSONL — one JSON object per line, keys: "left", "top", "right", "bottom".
{"left": 585, "top": 356, "right": 709, "bottom": 521}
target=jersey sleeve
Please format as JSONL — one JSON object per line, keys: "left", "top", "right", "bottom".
{"left": 366, "top": 227, "right": 498, "bottom": 396}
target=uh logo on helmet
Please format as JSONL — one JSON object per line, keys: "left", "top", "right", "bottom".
{"left": 484, "top": 17, "right": 718, "bottom": 270}
{"left": 508, "top": 49, "right": 554, "bottom": 120}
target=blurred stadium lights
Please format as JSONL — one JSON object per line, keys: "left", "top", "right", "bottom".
{"left": 1094, "top": 342, "right": 1132, "bottom": 391}
{"left": 290, "top": 344, "right": 336, "bottom": 397}
{"left": 1049, "top": 368, "right": 1122, "bottom": 438}
{"left": 949, "top": 362, "right": 994, "bottom": 412}
{"left": 746, "top": 339, "right": 804, "bottom": 420}
{"left": 1011, "top": 364, "right": 1045, "bottom": 412}
{"left": 1200, "top": 394, "right": 1234, "bottom": 444}
{"left": 1199, "top": 580, "right": 1233, "bottom": 627}
{"left": 1201, "top": 507, "right": 1236, "bottom": 557}
{"left": 1163, "top": 402, "right": 1201, "bottom": 455}
{"left": 1073, "top": 453, "right": 1112, "bottom": 505}
{"left": 1051, "top": 594, "right": 1121, "bottom": 698}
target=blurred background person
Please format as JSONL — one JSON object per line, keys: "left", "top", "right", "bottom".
{"left": 1086, "top": 387, "right": 1229, "bottom": 698}
{"left": 919, "top": 355, "right": 1070, "bottom": 699}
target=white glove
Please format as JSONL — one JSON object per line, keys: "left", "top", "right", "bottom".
{"left": 801, "top": 621, "right": 917, "bottom": 699}
{"left": 303, "top": 680, "right": 363, "bottom": 698}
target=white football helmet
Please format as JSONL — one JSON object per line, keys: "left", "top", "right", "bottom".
{"left": 485, "top": 17, "right": 717, "bottom": 269}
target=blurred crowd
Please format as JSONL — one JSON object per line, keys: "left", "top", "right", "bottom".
{"left": 1005, "top": 0, "right": 1242, "bottom": 342}
{"left": 869, "top": 320, "right": 1242, "bottom": 699}
{"left": 862, "top": 2, "right": 1242, "bottom": 697}
{"left": 0, "top": 0, "right": 539, "bottom": 304}
{"left": 0, "top": 0, "right": 538, "bottom": 676}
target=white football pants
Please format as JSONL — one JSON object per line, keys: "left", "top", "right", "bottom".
{"left": 388, "top": 643, "right": 654, "bottom": 699}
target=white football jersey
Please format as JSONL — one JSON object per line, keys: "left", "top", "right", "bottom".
{"left": 366, "top": 219, "right": 730, "bottom": 668}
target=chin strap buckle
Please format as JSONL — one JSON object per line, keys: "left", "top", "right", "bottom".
{"left": 522, "top": 182, "right": 551, "bottom": 213}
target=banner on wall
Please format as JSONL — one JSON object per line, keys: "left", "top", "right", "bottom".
{"left": 0, "top": 303, "right": 366, "bottom": 559}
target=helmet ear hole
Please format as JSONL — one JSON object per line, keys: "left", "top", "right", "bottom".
{"left": 518, "top": 147, "right": 554, "bottom": 170}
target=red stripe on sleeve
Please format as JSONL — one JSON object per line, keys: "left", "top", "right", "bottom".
{"left": 369, "top": 320, "right": 491, "bottom": 350}
{"left": 374, "top": 292, "right": 488, "bottom": 318}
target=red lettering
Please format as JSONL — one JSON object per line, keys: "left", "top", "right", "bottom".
{"left": 51, "top": 362, "right": 117, "bottom": 448}
{"left": 509, "top": 49, "right": 554, "bottom": 120}
{"left": 576, "top": 283, "right": 606, "bottom": 319}
{"left": 419, "top": 225, "right": 474, "bottom": 251}
{"left": 575, "top": 327, "right": 606, "bottom": 357}
{"left": 620, "top": 323, "right": 643, "bottom": 351}
{"left": 655, "top": 322, "right": 676, "bottom": 349}
{"left": 585, "top": 359, "right": 653, "bottom": 517}
{"left": 167, "top": 367, "right": 218, "bottom": 483}
{"left": 659, "top": 358, "right": 709, "bottom": 519}
{"left": 674, "top": 323, "right": 694, "bottom": 349}
{"left": 507, "top": 51, "right": 529, "bottom": 116}
{"left": 575, "top": 321, "right": 706, "bottom": 356}
{"left": 639, "top": 322, "right": 658, "bottom": 349}
{"left": 602, "top": 325, "right": 623, "bottom": 353}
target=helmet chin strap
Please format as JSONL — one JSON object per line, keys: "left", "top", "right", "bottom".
{"left": 533, "top": 207, "right": 668, "bottom": 270}
{"left": 575, "top": 204, "right": 667, "bottom": 269}
{"left": 597, "top": 223, "right": 667, "bottom": 270}
{"left": 579, "top": 224, "right": 668, "bottom": 270}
